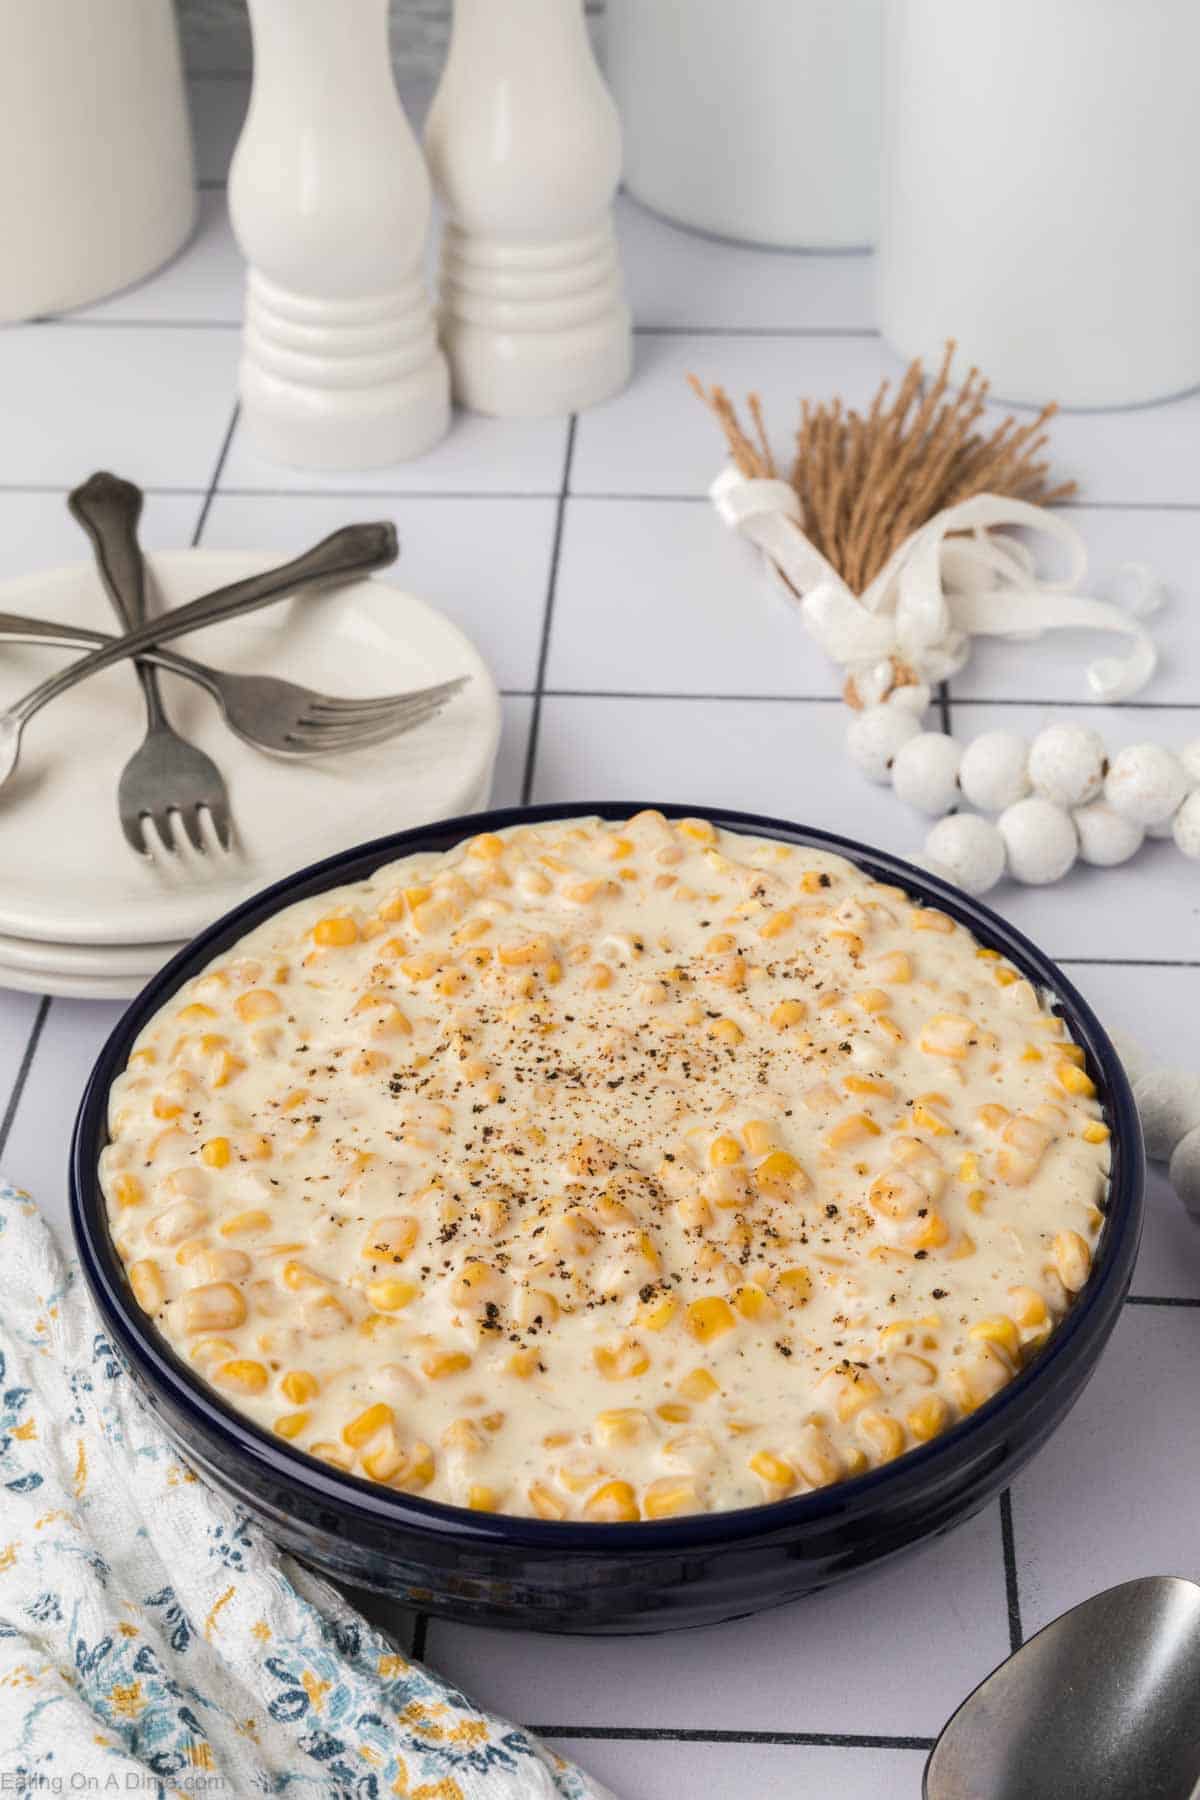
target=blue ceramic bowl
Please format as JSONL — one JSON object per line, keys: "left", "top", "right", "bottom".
{"left": 70, "top": 804, "right": 1143, "bottom": 1634}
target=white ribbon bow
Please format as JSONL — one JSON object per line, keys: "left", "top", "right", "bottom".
{"left": 711, "top": 468, "right": 1160, "bottom": 705}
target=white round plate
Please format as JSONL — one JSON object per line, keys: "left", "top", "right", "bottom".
{"left": 0, "top": 550, "right": 499, "bottom": 945}
{"left": 0, "top": 928, "right": 184, "bottom": 978}
{"left": 0, "top": 957, "right": 144, "bottom": 1001}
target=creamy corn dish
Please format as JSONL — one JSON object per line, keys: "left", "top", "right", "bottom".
{"left": 100, "top": 813, "right": 1110, "bottom": 1522}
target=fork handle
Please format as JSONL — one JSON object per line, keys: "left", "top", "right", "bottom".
{"left": 0, "top": 612, "right": 220, "bottom": 690}
{"left": 68, "top": 472, "right": 169, "bottom": 729}
{"left": 10, "top": 520, "right": 399, "bottom": 727}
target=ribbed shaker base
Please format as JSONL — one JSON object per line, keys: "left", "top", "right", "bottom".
{"left": 239, "top": 271, "right": 451, "bottom": 469}
{"left": 439, "top": 224, "right": 632, "bottom": 417}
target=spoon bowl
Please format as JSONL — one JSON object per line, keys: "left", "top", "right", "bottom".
{"left": 926, "top": 1576, "right": 1200, "bottom": 1800}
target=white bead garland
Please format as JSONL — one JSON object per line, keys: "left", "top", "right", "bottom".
{"left": 1028, "top": 723, "right": 1107, "bottom": 808}
{"left": 958, "top": 730, "right": 1032, "bottom": 813}
{"left": 891, "top": 731, "right": 962, "bottom": 815}
{"left": 924, "top": 813, "right": 1006, "bottom": 894}
{"left": 1172, "top": 789, "right": 1200, "bottom": 860}
{"left": 997, "top": 796, "right": 1078, "bottom": 885}
{"left": 840, "top": 696, "right": 1200, "bottom": 890}
{"left": 1072, "top": 800, "right": 1144, "bottom": 867}
{"left": 846, "top": 704, "right": 921, "bottom": 783}
{"left": 1105, "top": 742, "right": 1189, "bottom": 827}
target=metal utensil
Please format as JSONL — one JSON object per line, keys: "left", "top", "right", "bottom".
{"left": 0, "top": 518, "right": 400, "bottom": 793}
{"left": 0, "top": 611, "right": 468, "bottom": 761}
{"left": 69, "top": 472, "right": 234, "bottom": 857}
{"left": 925, "top": 1575, "right": 1200, "bottom": 1800}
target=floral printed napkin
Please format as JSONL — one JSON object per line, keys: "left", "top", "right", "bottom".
{"left": 0, "top": 1183, "right": 615, "bottom": 1800}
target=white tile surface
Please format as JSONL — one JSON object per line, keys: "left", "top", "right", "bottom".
{"left": 530, "top": 694, "right": 922, "bottom": 854}
{"left": 203, "top": 490, "right": 555, "bottom": 691}
{"left": 426, "top": 1502, "right": 1009, "bottom": 1740}
{"left": 0, "top": 491, "right": 206, "bottom": 582}
{"left": 618, "top": 194, "right": 878, "bottom": 333}
{"left": 947, "top": 703, "right": 1200, "bottom": 962}
{"left": 219, "top": 406, "right": 569, "bottom": 499}
{"left": 0, "top": 327, "right": 239, "bottom": 491}
{"left": 1011, "top": 1304, "right": 1200, "bottom": 1638}
{"left": 571, "top": 331, "right": 908, "bottom": 497}
{"left": 547, "top": 499, "right": 839, "bottom": 697}
{"left": 546, "top": 1737, "right": 926, "bottom": 1800}
{"left": 493, "top": 695, "right": 534, "bottom": 808}
{"left": 69, "top": 192, "right": 243, "bottom": 326}
{"left": 952, "top": 506, "right": 1200, "bottom": 706}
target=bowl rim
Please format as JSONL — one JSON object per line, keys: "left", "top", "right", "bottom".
{"left": 71, "top": 800, "right": 1144, "bottom": 1554}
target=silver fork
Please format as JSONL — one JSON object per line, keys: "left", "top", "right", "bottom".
{"left": 0, "top": 518, "right": 438, "bottom": 793}
{"left": 0, "top": 611, "right": 469, "bottom": 760}
{"left": 69, "top": 472, "right": 233, "bottom": 857}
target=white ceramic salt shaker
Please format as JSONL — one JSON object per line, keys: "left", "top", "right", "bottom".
{"left": 229, "top": 0, "right": 449, "bottom": 469}
{"left": 424, "top": 0, "right": 632, "bottom": 418}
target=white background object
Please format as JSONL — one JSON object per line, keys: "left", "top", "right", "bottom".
{"left": 0, "top": 550, "right": 498, "bottom": 955}
{"left": 5, "top": 73, "right": 1200, "bottom": 1792}
{"left": 880, "top": 0, "right": 1200, "bottom": 406}
{"left": 229, "top": 0, "right": 449, "bottom": 468}
{"left": 0, "top": 0, "right": 194, "bottom": 324}
{"left": 607, "top": 0, "right": 882, "bottom": 249}
{"left": 425, "top": 0, "right": 631, "bottom": 418}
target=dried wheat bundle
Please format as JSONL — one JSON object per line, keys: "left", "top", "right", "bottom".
{"left": 690, "top": 342, "right": 1076, "bottom": 596}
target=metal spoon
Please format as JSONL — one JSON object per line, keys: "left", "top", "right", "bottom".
{"left": 925, "top": 1576, "right": 1200, "bottom": 1800}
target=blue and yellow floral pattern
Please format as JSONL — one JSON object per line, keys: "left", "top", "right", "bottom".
{"left": 0, "top": 1184, "right": 615, "bottom": 1800}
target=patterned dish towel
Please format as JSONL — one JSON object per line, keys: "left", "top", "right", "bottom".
{"left": 0, "top": 1184, "right": 615, "bottom": 1800}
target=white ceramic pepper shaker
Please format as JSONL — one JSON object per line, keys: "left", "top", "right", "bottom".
{"left": 229, "top": 0, "right": 449, "bottom": 469}
{"left": 424, "top": 0, "right": 632, "bottom": 418}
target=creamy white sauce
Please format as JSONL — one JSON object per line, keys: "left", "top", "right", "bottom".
{"left": 100, "top": 813, "right": 1109, "bottom": 1520}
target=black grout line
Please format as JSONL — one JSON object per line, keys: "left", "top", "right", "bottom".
{"left": 191, "top": 402, "right": 241, "bottom": 546}
{"left": 36, "top": 317, "right": 240, "bottom": 332}
{"left": 1127, "top": 1294, "right": 1200, "bottom": 1308}
{"left": 0, "top": 997, "right": 52, "bottom": 1164}
{"left": 534, "top": 689, "right": 843, "bottom": 703}
{"left": 999, "top": 1490, "right": 1024, "bottom": 1655}
{"left": 533, "top": 1726, "right": 933, "bottom": 1750}
{"left": 936, "top": 679, "right": 952, "bottom": 737}
{"left": 951, "top": 696, "right": 1200, "bottom": 712}
{"left": 634, "top": 325, "right": 882, "bottom": 340}
{"left": 520, "top": 416, "right": 578, "bottom": 804}
{"left": 410, "top": 1613, "right": 428, "bottom": 1660}
{"left": 1058, "top": 956, "right": 1200, "bottom": 969}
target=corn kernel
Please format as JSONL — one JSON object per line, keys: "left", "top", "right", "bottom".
{"left": 214, "top": 1359, "right": 269, "bottom": 1396}
{"left": 684, "top": 1296, "right": 736, "bottom": 1343}
{"left": 749, "top": 1450, "right": 796, "bottom": 1494}
{"left": 128, "top": 1259, "right": 165, "bottom": 1311}
{"left": 774, "top": 1267, "right": 813, "bottom": 1307}
{"left": 366, "top": 1279, "right": 419, "bottom": 1312}
{"left": 112, "top": 1174, "right": 144, "bottom": 1209}
{"left": 594, "top": 1409, "right": 649, "bottom": 1447}
{"left": 709, "top": 1133, "right": 742, "bottom": 1167}
{"left": 343, "top": 1403, "right": 394, "bottom": 1449}
{"left": 422, "top": 1349, "right": 472, "bottom": 1380}
{"left": 312, "top": 915, "right": 358, "bottom": 948}
{"left": 637, "top": 1291, "right": 678, "bottom": 1332}
{"left": 643, "top": 1477, "right": 699, "bottom": 1519}
{"left": 770, "top": 999, "right": 808, "bottom": 1030}
{"left": 1082, "top": 1120, "right": 1110, "bottom": 1144}
{"left": 584, "top": 1480, "right": 640, "bottom": 1521}
{"left": 907, "top": 1395, "right": 950, "bottom": 1442}
{"left": 1053, "top": 1229, "right": 1091, "bottom": 1293}
{"left": 594, "top": 1338, "right": 651, "bottom": 1380}
{"left": 274, "top": 1411, "right": 310, "bottom": 1440}
{"left": 969, "top": 1315, "right": 1021, "bottom": 1362}
{"left": 677, "top": 1367, "right": 719, "bottom": 1402}
{"left": 1056, "top": 1060, "right": 1097, "bottom": 1098}
{"left": 529, "top": 1481, "right": 568, "bottom": 1520}
{"left": 708, "top": 1017, "right": 744, "bottom": 1046}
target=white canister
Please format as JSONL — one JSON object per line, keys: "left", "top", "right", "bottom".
{"left": 0, "top": 0, "right": 194, "bottom": 323}
{"left": 881, "top": 0, "right": 1200, "bottom": 408}
{"left": 606, "top": 0, "right": 882, "bottom": 249}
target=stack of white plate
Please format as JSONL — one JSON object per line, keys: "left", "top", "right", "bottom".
{"left": 0, "top": 549, "right": 501, "bottom": 1000}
